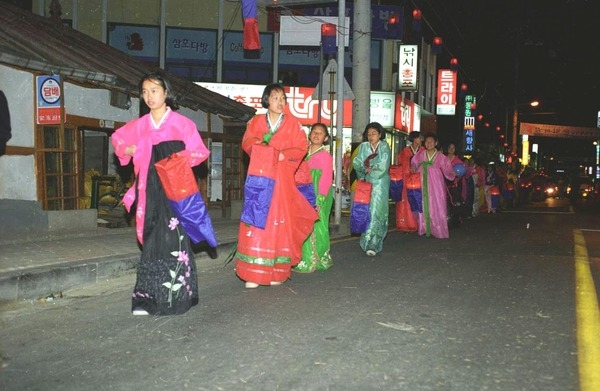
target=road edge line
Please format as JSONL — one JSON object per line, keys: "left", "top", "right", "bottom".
{"left": 573, "top": 229, "right": 600, "bottom": 391}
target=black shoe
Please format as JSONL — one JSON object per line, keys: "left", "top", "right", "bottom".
{"left": 207, "top": 247, "right": 218, "bottom": 259}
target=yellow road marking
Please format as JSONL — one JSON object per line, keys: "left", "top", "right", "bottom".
{"left": 573, "top": 229, "right": 600, "bottom": 391}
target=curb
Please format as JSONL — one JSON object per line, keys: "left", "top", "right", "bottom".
{"left": 0, "top": 240, "right": 238, "bottom": 302}
{"left": 0, "top": 221, "right": 352, "bottom": 302}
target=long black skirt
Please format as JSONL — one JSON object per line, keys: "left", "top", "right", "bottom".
{"left": 131, "top": 140, "right": 199, "bottom": 316}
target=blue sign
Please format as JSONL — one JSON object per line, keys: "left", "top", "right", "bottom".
{"left": 223, "top": 31, "right": 273, "bottom": 64}
{"left": 107, "top": 24, "right": 159, "bottom": 62}
{"left": 166, "top": 28, "right": 216, "bottom": 62}
{"left": 302, "top": 4, "right": 403, "bottom": 40}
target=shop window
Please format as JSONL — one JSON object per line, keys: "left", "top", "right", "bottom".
{"left": 36, "top": 125, "right": 80, "bottom": 210}
{"left": 223, "top": 139, "right": 243, "bottom": 204}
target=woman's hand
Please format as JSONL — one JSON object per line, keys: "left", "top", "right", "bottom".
{"left": 125, "top": 145, "right": 136, "bottom": 157}
{"left": 365, "top": 168, "right": 372, "bottom": 174}
{"left": 279, "top": 152, "right": 285, "bottom": 161}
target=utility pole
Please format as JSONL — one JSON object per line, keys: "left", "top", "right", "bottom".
{"left": 333, "top": 0, "right": 347, "bottom": 227}
{"left": 350, "top": 0, "right": 371, "bottom": 184}
{"left": 511, "top": 35, "right": 520, "bottom": 171}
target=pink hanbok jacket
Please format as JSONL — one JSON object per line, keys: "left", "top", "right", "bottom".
{"left": 111, "top": 109, "right": 209, "bottom": 244}
{"left": 411, "top": 149, "right": 456, "bottom": 238}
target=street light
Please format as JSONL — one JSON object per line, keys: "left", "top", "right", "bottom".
{"left": 511, "top": 99, "right": 543, "bottom": 170}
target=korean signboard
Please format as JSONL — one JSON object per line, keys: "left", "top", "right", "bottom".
{"left": 398, "top": 45, "right": 418, "bottom": 91}
{"left": 199, "top": 82, "right": 353, "bottom": 126}
{"left": 370, "top": 91, "right": 395, "bottom": 128}
{"left": 36, "top": 75, "right": 61, "bottom": 125}
{"left": 436, "top": 69, "right": 457, "bottom": 115}
{"left": 393, "top": 94, "right": 421, "bottom": 133}
{"left": 268, "top": 4, "right": 404, "bottom": 41}
{"left": 520, "top": 123, "right": 600, "bottom": 139}
{"left": 463, "top": 95, "right": 476, "bottom": 153}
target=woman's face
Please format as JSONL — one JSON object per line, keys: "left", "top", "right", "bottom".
{"left": 367, "top": 127, "right": 381, "bottom": 144}
{"left": 141, "top": 79, "right": 167, "bottom": 111}
{"left": 424, "top": 136, "right": 437, "bottom": 151}
{"left": 267, "top": 89, "right": 287, "bottom": 115}
{"left": 309, "top": 126, "right": 328, "bottom": 146}
{"left": 412, "top": 136, "right": 422, "bottom": 147}
{"left": 447, "top": 144, "right": 456, "bottom": 154}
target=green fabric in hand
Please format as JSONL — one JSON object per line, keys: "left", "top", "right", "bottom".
{"left": 263, "top": 133, "right": 272, "bottom": 144}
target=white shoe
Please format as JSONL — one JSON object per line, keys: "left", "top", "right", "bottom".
{"left": 270, "top": 281, "right": 283, "bottom": 286}
{"left": 132, "top": 307, "right": 149, "bottom": 316}
{"left": 366, "top": 250, "right": 376, "bottom": 256}
{"left": 245, "top": 282, "right": 259, "bottom": 288}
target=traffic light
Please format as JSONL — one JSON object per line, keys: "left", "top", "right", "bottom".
{"left": 321, "top": 23, "right": 337, "bottom": 55}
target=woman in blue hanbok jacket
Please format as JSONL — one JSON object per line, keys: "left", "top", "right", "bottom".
{"left": 352, "top": 122, "right": 391, "bottom": 256}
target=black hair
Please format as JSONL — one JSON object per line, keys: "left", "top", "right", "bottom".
{"left": 362, "top": 122, "right": 386, "bottom": 141}
{"left": 310, "top": 122, "right": 330, "bottom": 145}
{"left": 422, "top": 132, "right": 438, "bottom": 142}
{"left": 261, "top": 83, "right": 286, "bottom": 109}
{"left": 408, "top": 131, "right": 421, "bottom": 142}
{"left": 139, "top": 71, "right": 178, "bottom": 110}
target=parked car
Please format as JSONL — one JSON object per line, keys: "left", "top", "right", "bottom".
{"left": 530, "top": 174, "right": 549, "bottom": 202}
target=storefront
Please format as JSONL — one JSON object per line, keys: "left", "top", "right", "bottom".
{"left": 199, "top": 82, "right": 354, "bottom": 204}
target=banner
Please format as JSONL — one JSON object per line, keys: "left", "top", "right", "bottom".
{"left": 520, "top": 123, "right": 600, "bottom": 139}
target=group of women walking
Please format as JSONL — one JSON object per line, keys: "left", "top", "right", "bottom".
{"left": 232, "top": 83, "right": 334, "bottom": 288}
{"left": 112, "top": 78, "right": 336, "bottom": 316}
{"left": 112, "top": 74, "right": 481, "bottom": 317}
{"left": 358, "top": 130, "right": 459, "bottom": 247}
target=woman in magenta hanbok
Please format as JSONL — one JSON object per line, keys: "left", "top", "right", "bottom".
{"left": 411, "top": 133, "right": 456, "bottom": 239}
{"left": 111, "top": 72, "right": 211, "bottom": 316}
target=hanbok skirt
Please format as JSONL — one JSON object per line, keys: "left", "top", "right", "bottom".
{"left": 132, "top": 140, "right": 199, "bottom": 316}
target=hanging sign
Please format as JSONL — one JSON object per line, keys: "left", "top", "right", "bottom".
{"left": 463, "top": 95, "right": 476, "bottom": 153}
{"left": 436, "top": 69, "right": 456, "bottom": 115}
{"left": 398, "top": 45, "right": 418, "bottom": 91}
{"left": 36, "top": 75, "right": 62, "bottom": 125}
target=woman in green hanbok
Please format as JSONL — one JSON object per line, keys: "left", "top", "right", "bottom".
{"left": 294, "top": 123, "right": 334, "bottom": 272}
{"left": 352, "top": 122, "right": 391, "bottom": 256}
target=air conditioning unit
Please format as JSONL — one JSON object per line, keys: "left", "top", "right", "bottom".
{"left": 110, "top": 90, "right": 131, "bottom": 110}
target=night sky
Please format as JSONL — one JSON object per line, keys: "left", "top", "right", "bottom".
{"left": 407, "top": 0, "right": 600, "bottom": 167}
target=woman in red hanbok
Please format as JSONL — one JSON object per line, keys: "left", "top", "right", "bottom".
{"left": 234, "top": 84, "right": 317, "bottom": 288}
{"left": 395, "top": 131, "right": 423, "bottom": 232}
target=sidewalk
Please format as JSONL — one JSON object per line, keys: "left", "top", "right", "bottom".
{"left": 0, "top": 214, "right": 351, "bottom": 302}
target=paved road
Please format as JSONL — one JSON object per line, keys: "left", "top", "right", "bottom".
{"left": 0, "top": 199, "right": 598, "bottom": 391}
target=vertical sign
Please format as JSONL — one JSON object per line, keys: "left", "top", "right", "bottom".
{"left": 436, "top": 69, "right": 457, "bottom": 115}
{"left": 36, "top": 75, "right": 62, "bottom": 125}
{"left": 398, "top": 45, "right": 418, "bottom": 91}
{"left": 393, "top": 93, "right": 419, "bottom": 133}
{"left": 463, "top": 95, "right": 476, "bottom": 154}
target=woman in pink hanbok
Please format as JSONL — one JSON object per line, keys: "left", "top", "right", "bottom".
{"left": 112, "top": 72, "right": 211, "bottom": 316}
{"left": 411, "top": 133, "right": 456, "bottom": 239}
